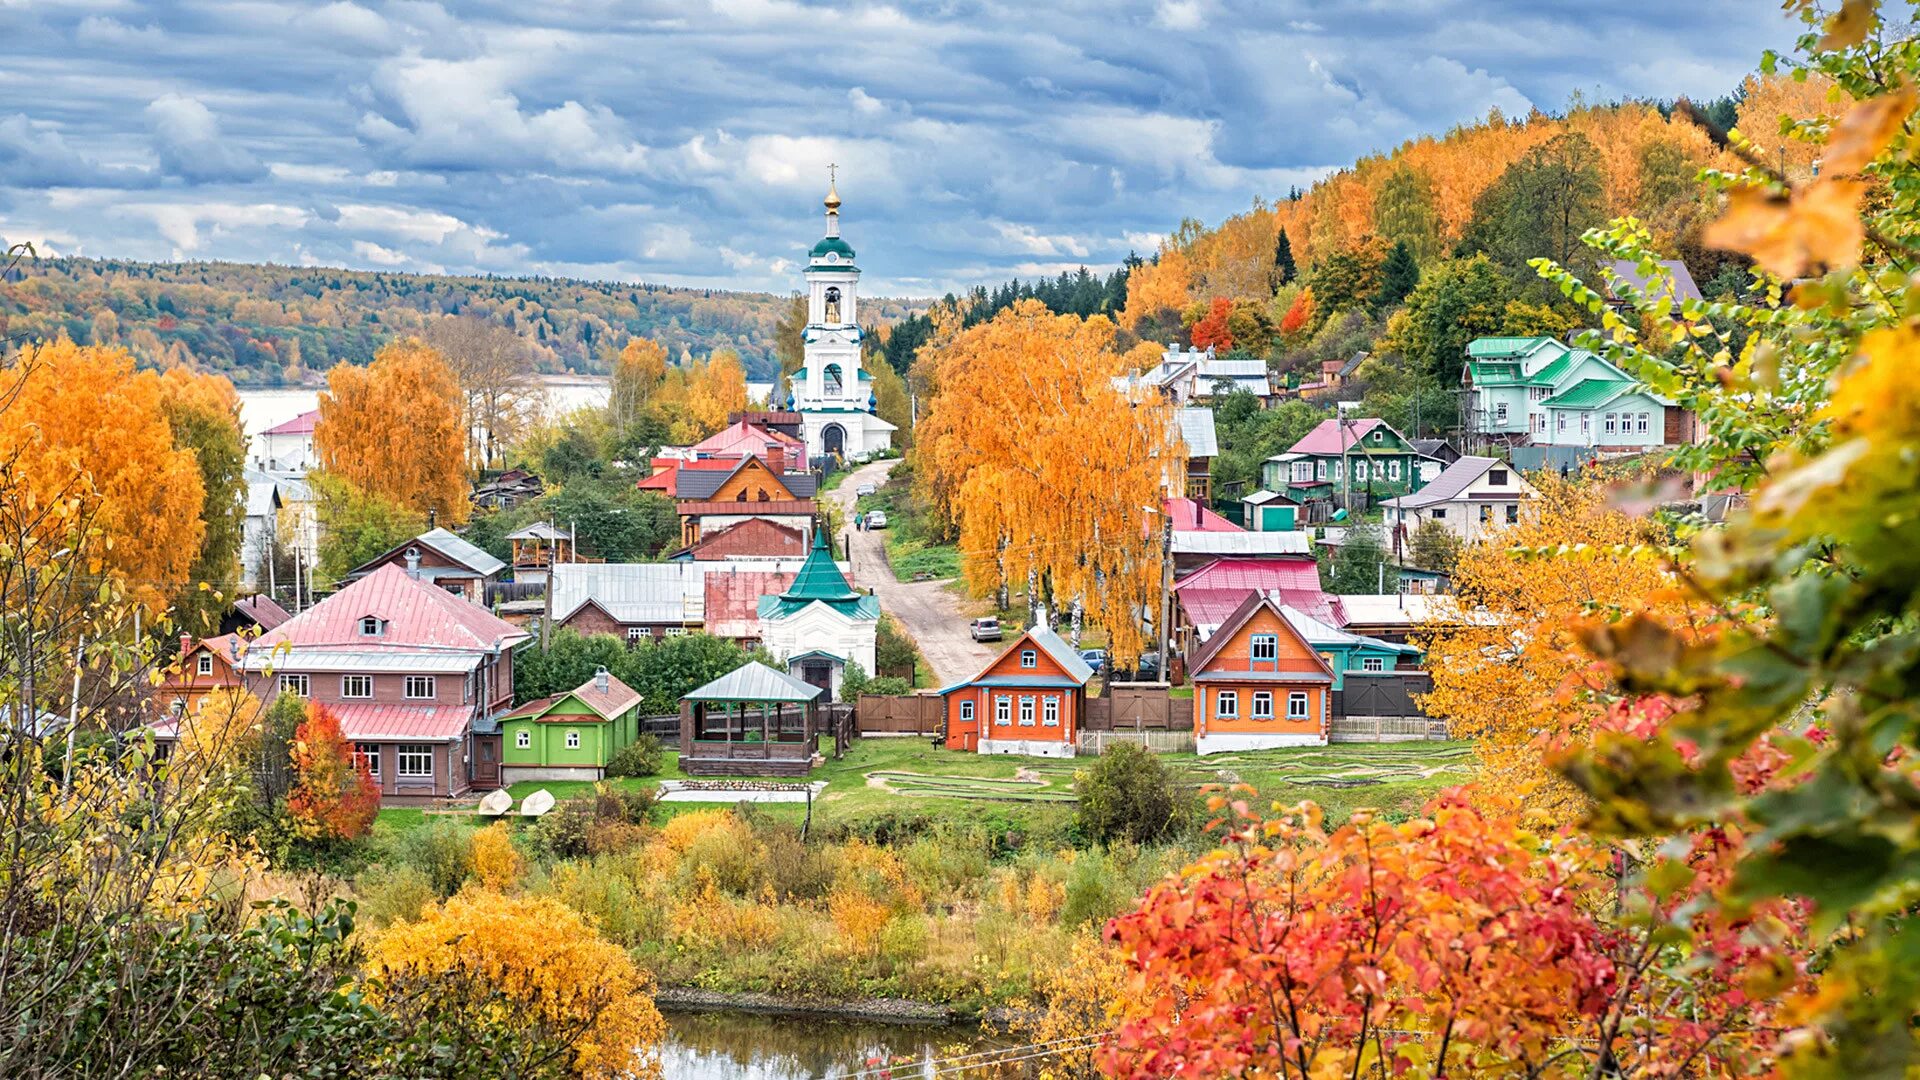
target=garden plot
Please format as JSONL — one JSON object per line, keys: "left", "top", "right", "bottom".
{"left": 1187, "top": 745, "right": 1475, "bottom": 789}
{"left": 865, "top": 768, "right": 1079, "bottom": 802}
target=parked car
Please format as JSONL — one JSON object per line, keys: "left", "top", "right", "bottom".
{"left": 970, "top": 617, "right": 1002, "bottom": 642}
{"left": 855, "top": 483, "right": 877, "bottom": 497}
{"left": 1079, "top": 648, "right": 1108, "bottom": 674}
{"left": 865, "top": 510, "right": 888, "bottom": 529}
{"left": 1116, "top": 651, "right": 1161, "bottom": 680}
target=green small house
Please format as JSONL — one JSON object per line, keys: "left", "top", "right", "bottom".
{"left": 500, "top": 668, "right": 643, "bottom": 782}
{"left": 1263, "top": 418, "right": 1442, "bottom": 505}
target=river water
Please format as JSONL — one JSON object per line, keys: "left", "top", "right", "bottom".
{"left": 659, "top": 1011, "right": 994, "bottom": 1079}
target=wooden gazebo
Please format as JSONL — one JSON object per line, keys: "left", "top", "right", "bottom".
{"left": 679, "top": 662, "right": 825, "bottom": 777}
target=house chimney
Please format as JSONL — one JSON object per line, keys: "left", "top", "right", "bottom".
{"left": 404, "top": 546, "right": 422, "bottom": 579}
{"left": 427, "top": 508, "right": 437, "bottom": 529}
{"left": 767, "top": 442, "right": 786, "bottom": 476}
{"left": 1192, "top": 500, "right": 1202, "bottom": 528}
{"left": 595, "top": 666, "right": 610, "bottom": 694}
{"left": 180, "top": 633, "right": 192, "bottom": 660}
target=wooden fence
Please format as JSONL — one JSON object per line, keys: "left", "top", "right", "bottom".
{"left": 1076, "top": 730, "right": 1196, "bottom": 755}
{"left": 1083, "top": 687, "right": 1194, "bottom": 731}
{"left": 856, "top": 694, "right": 944, "bottom": 736}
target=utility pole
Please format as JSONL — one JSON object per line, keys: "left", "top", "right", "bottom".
{"left": 1158, "top": 511, "right": 1173, "bottom": 682}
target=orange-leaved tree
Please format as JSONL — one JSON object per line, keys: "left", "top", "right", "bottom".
{"left": 0, "top": 339, "right": 206, "bottom": 616}
{"left": 1103, "top": 790, "right": 1807, "bottom": 1079}
{"left": 683, "top": 347, "right": 748, "bottom": 437}
{"left": 609, "top": 336, "right": 668, "bottom": 430}
{"left": 367, "top": 891, "right": 666, "bottom": 1080}
{"left": 914, "top": 300, "right": 1176, "bottom": 666}
{"left": 1187, "top": 297, "right": 1235, "bottom": 351}
{"left": 314, "top": 337, "right": 469, "bottom": 525}
{"left": 1416, "top": 471, "right": 1691, "bottom": 821}
{"left": 156, "top": 365, "right": 248, "bottom": 634}
{"left": 285, "top": 701, "right": 379, "bottom": 841}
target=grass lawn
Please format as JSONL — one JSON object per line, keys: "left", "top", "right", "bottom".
{"left": 857, "top": 476, "right": 962, "bottom": 581}
{"left": 374, "top": 738, "right": 1473, "bottom": 835}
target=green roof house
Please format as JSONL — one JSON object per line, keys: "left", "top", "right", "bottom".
{"left": 757, "top": 529, "right": 881, "bottom": 698}
{"left": 1461, "top": 336, "right": 1687, "bottom": 449}
{"left": 499, "top": 668, "right": 642, "bottom": 782}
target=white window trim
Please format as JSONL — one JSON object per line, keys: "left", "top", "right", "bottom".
{"left": 627, "top": 626, "right": 646, "bottom": 643}
{"left": 1251, "top": 691, "right": 1273, "bottom": 719}
{"left": 959, "top": 700, "right": 975, "bottom": 723}
{"left": 1042, "top": 696, "right": 1059, "bottom": 726}
{"left": 515, "top": 729, "right": 531, "bottom": 749}
{"left": 1387, "top": 459, "right": 1400, "bottom": 481}
{"left": 396, "top": 744, "right": 433, "bottom": 779}
{"left": 355, "top": 743, "right": 380, "bottom": 778}
{"left": 1362, "top": 657, "right": 1386, "bottom": 672}
{"left": 1217, "top": 690, "right": 1238, "bottom": 718}
{"left": 565, "top": 730, "right": 580, "bottom": 749}
{"left": 1495, "top": 402, "right": 1508, "bottom": 423}
{"left": 341, "top": 674, "right": 372, "bottom": 699}
{"left": 1287, "top": 691, "right": 1310, "bottom": 719}
{"left": 279, "top": 673, "right": 309, "bottom": 697}
{"left": 404, "top": 675, "right": 436, "bottom": 700}
{"left": 995, "top": 696, "right": 1011, "bottom": 726}
{"left": 663, "top": 627, "right": 688, "bottom": 637}
{"left": 1603, "top": 412, "right": 1617, "bottom": 434}
{"left": 1018, "top": 696, "right": 1036, "bottom": 726}
{"left": 196, "top": 653, "right": 213, "bottom": 676}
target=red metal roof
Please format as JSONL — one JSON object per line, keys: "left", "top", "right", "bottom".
{"left": 233, "top": 594, "right": 291, "bottom": 630}
{"left": 703, "top": 570, "right": 795, "bottom": 638}
{"left": 329, "top": 702, "right": 472, "bottom": 741}
{"left": 1162, "top": 496, "right": 1241, "bottom": 533}
{"left": 1288, "top": 417, "right": 1388, "bottom": 456}
{"left": 678, "top": 517, "right": 808, "bottom": 560}
{"left": 676, "top": 499, "right": 817, "bottom": 517}
{"left": 262, "top": 409, "right": 320, "bottom": 436}
{"left": 253, "top": 564, "right": 529, "bottom": 653}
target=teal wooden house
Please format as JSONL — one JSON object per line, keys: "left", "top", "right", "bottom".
{"left": 499, "top": 668, "right": 643, "bottom": 782}
{"left": 1263, "top": 418, "right": 1442, "bottom": 504}
{"left": 1461, "top": 336, "right": 1686, "bottom": 448}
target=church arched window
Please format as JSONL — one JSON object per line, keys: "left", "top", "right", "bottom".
{"left": 823, "top": 363, "right": 843, "bottom": 397}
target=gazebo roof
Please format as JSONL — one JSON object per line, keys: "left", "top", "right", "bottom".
{"left": 684, "top": 661, "right": 824, "bottom": 704}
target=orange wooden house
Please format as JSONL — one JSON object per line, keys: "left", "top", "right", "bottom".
{"left": 1187, "top": 592, "right": 1336, "bottom": 753}
{"left": 155, "top": 633, "right": 248, "bottom": 716}
{"left": 667, "top": 455, "right": 820, "bottom": 548}
{"left": 939, "top": 624, "right": 1094, "bottom": 759}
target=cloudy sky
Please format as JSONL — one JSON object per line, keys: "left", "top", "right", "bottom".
{"left": 0, "top": 0, "right": 1796, "bottom": 297}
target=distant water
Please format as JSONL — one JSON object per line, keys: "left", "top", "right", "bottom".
{"left": 658, "top": 1011, "right": 993, "bottom": 1079}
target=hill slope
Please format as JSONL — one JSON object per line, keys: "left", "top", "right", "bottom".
{"left": 0, "top": 257, "right": 927, "bottom": 384}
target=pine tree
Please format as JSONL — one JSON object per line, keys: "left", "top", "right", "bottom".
{"left": 1273, "top": 229, "right": 1297, "bottom": 287}
{"left": 1376, "top": 241, "right": 1421, "bottom": 311}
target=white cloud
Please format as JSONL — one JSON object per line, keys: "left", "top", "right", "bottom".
{"left": 75, "top": 15, "right": 165, "bottom": 47}
{"left": 1153, "top": 0, "right": 1206, "bottom": 31}
{"left": 991, "top": 220, "right": 1089, "bottom": 258}
{"left": 350, "top": 238, "right": 410, "bottom": 265}
{"left": 847, "top": 87, "right": 887, "bottom": 116}
{"left": 146, "top": 94, "right": 265, "bottom": 182}
{"left": 294, "top": 2, "right": 393, "bottom": 51}
{"left": 118, "top": 200, "right": 308, "bottom": 251}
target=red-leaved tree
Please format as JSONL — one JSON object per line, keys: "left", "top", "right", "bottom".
{"left": 1101, "top": 788, "right": 1807, "bottom": 1079}
{"left": 286, "top": 701, "right": 380, "bottom": 841}
{"left": 1188, "top": 297, "right": 1235, "bottom": 351}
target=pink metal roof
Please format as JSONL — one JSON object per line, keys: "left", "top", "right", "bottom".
{"left": 262, "top": 409, "right": 320, "bottom": 436}
{"left": 1162, "top": 496, "right": 1242, "bottom": 533}
{"left": 1175, "top": 557, "right": 1336, "bottom": 628}
{"left": 329, "top": 702, "right": 472, "bottom": 741}
{"left": 1288, "top": 417, "right": 1387, "bottom": 456}
{"left": 253, "top": 564, "right": 529, "bottom": 654}
{"left": 702, "top": 570, "right": 795, "bottom": 638}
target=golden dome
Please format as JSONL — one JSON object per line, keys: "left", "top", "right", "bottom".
{"left": 824, "top": 180, "right": 842, "bottom": 215}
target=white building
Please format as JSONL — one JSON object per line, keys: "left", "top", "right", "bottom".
{"left": 1380, "top": 456, "right": 1540, "bottom": 553}
{"left": 756, "top": 531, "right": 879, "bottom": 697}
{"left": 785, "top": 179, "right": 896, "bottom": 464}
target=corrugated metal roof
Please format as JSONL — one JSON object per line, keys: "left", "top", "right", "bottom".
{"left": 239, "top": 649, "right": 483, "bottom": 674}
{"left": 245, "top": 473, "right": 279, "bottom": 518}
{"left": 506, "top": 670, "right": 643, "bottom": 721}
{"left": 1163, "top": 496, "right": 1241, "bottom": 534}
{"left": 506, "top": 521, "right": 571, "bottom": 542}
{"left": 1028, "top": 625, "right": 1096, "bottom": 683}
{"left": 329, "top": 702, "right": 473, "bottom": 741}
{"left": 675, "top": 499, "right": 817, "bottom": 516}
{"left": 1335, "top": 593, "right": 1479, "bottom": 627}
{"left": 684, "top": 661, "right": 824, "bottom": 703}
{"left": 253, "top": 564, "right": 529, "bottom": 654}
{"left": 416, "top": 528, "right": 507, "bottom": 576}
{"left": 233, "top": 594, "right": 291, "bottom": 630}
{"left": 262, "top": 409, "right": 319, "bottom": 436}
{"left": 1288, "top": 417, "right": 1392, "bottom": 456}
{"left": 705, "top": 570, "right": 796, "bottom": 637}
{"left": 1540, "top": 378, "right": 1636, "bottom": 410}
{"left": 673, "top": 459, "right": 819, "bottom": 500}
{"left": 551, "top": 559, "right": 833, "bottom": 626}
{"left": 1171, "top": 532, "right": 1313, "bottom": 556}
{"left": 1192, "top": 669, "right": 1334, "bottom": 684}
{"left": 1466, "top": 336, "right": 1556, "bottom": 359}
{"left": 1196, "top": 357, "right": 1270, "bottom": 378}
{"left": 675, "top": 518, "right": 807, "bottom": 561}
{"left": 1177, "top": 408, "right": 1219, "bottom": 457}
{"left": 1381, "top": 456, "right": 1500, "bottom": 509}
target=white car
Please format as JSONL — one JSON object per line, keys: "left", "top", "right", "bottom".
{"left": 865, "top": 510, "right": 888, "bottom": 529}
{"left": 855, "top": 483, "right": 877, "bottom": 497}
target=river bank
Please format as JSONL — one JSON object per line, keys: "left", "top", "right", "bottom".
{"left": 659, "top": 1009, "right": 998, "bottom": 1080}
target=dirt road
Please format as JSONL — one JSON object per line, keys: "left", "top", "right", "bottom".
{"left": 829, "top": 459, "right": 994, "bottom": 687}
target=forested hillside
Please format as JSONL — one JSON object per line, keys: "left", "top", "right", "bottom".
{"left": 0, "top": 257, "right": 927, "bottom": 384}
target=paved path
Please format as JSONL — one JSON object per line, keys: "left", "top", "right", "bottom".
{"left": 829, "top": 459, "right": 994, "bottom": 687}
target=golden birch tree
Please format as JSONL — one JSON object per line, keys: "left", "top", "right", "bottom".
{"left": 313, "top": 338, "right": 470, "bottom": 526}
{"left": 915, "top": 300, "right": 1176, "bottom": 666}
{"left": 1416, "top": 473, "right": 1694, "bottom": 820}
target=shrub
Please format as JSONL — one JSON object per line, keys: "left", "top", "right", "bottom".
{"left": 605, "top": 735, "right": 663, "bottom": 779}
{"left": 592, "top": 782, "right": 659, "bottom": 825}
{"left": 1060, "top": 849, "right": 1128, "bottom": 927}
{"left": 352, "top": 864, "right": 436, "bottom": 927}
{"left": 1074, "top": 742, "right": 1180, "bottom": 844}
{"left": 880, "top": 914, "right": 930, "bottom": 968}
{"left": 387, "top": 819, "right": 474, "bottom": 897}
{"left": 660, "top": 808, "right": 737, "bottom": 852}
{"left": 866, "top": 676, "right": 912, "bottom": 696}
{"left": 469, "top": 822, "right": 523, "bottom": 891}
{"left": 532, "top": 801, "right": 594, "bottom": 860}
{"left": 839, "top": 662, "right": 870, "bottom": 703}
{"left": 760, "top": 824, "right": 841, "bottom": 901}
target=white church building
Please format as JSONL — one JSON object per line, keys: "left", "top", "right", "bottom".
{"left": 784, "top": 179, "right": 896, "bottom": 464}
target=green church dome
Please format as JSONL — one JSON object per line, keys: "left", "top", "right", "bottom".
{"left": 810, "top": 235, "right": 856, "bottom": 261}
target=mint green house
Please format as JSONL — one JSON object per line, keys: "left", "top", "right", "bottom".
{"left": 1279, "top": 606, "right": 1422, "bottom": 691}
{"left": 1462, "top": 336, "right": 1685, "bottom": 449}
{"left": 499, "top": 668, "right": 642, "bottom": 782}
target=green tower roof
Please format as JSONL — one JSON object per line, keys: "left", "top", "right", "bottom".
{"left": 781, "top": 529, "right": 859, "bottom": 602}
{"left": 810, "top": 235, "right": 856, "bottom": 261}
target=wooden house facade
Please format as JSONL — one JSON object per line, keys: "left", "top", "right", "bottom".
{"left": 1188, "top": 593, "right": 1338, "bottom": 754}
{"left": 939, "top": 624, "right": 1094, "bottom": 758}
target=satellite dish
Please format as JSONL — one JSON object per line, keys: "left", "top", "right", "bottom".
{"left": 519, "top": 789, "right": 555, "bottom": 817}
{"left": 477, "top": 789, "right": 511, "bottom": 817}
